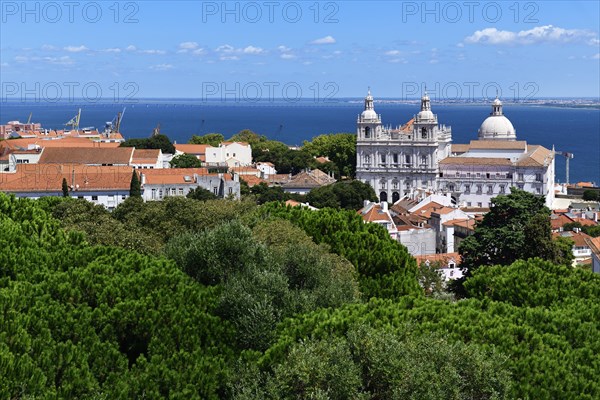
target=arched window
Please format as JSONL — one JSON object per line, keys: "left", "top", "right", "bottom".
{"left": 379, "top": 179, "right": 387, "bottom": 189}
{"left": 392, "top": 191, "right": 400, "bottom": 204}
{"left": 421, "top": 127, "right": 427, "bottom": 139}
{"left": 379, "top": 191, "right": 388, "bottom": 203}
{"left": 364, "top": 126, "right": 371, "bottom": 138}
{"left": 392, "top": 179, "right": 399, "bottom": 189}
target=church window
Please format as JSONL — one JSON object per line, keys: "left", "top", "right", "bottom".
{"left": 518, "top": 173, "right": 524, "bottom": 181}
{"left": 421, "top": 127, "right": 427, "bottom": 139}
{"left": 364, "top": 126, "right": 371, "bottom": 138}
{"left": 536, "top": 187, "right": 541, "bottom": 194}
{"left": 455, "top": 171, "right": 460, "bottom": 177}
{"left": 500, "top": 185, "right": 506, "bottom": 194}
{"left": 421, "top": 155, "right": 428, "bottom": 165}
{"left": 393, "top": 154, "right": 398, "bottom": 164}
{"left": 535, "top": 173, "right": 542, "bottom": 182}
{"left": 448, "top": 184, "right": 455, "bottom": 192}
{"left": 464, "top": 184, "right": 471, "bottom": 194}
{"left": 364, "top": 155, "right": 371, "bottom": 165}
{"left": 392, "top": 180, "right": 399, "bottom": 189}
{"left": 381, "top": 154, "right": 386, "bottom": 164}
{"left": 405, "top": 155, "right": 412, "bottom": 165}
{"left": 380, "top": 179, "right": 387, "bottom": 189}
{"left": 487, "top": 185, "right": 493, "bottom": 194}
{"left": 476, "top": 184, "right": 483, "bottom": 194}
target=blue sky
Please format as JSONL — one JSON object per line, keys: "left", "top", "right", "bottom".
{"left": 1, "top": 1, "right": 599, "bottom": 99}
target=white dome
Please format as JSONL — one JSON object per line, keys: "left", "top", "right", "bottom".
{"left": 361, "top": 109, "right": 378, "bottom": 120}
{"left": 417, "top": 110, "right": 434, "bottom": 120}
{"left": 478, "top": 115, "right": 516, "bottom": 140}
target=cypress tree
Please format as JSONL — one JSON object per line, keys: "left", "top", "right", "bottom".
{"left": 62, "top": 178, "right": 69, "bottom": 197}
{"left": 130, "top": 170, "right": 142, "bottom": 198}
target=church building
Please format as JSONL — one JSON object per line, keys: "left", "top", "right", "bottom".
{"left": 356, "top": 90, "right": 555, "bottom": 208}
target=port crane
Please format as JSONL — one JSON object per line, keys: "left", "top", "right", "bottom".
{"left": 65, "top": 109, "right": 81, "bottom": 131}
{"left": 26, "top": 112, "right": 32, "bottom": 124}
{"left": 105, "top": 108, "right": 126, "bottom": 134}
{"left": 555, "top": 150, "right": 574, "bottom": 184}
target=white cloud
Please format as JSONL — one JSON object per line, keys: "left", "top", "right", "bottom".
{"left": 220, "top": 55, "right": 240, "bottom": 61}
{"left": 593, "top": 53, "right": 600, "bottom": 59}
{"left": 150, "top": 63, "right": 173, "bottom": 71}
{"left": 44, "top": 56, "right": 74, "bottom": 65}
{"left": 303, "top": 61, "right": 313, "bottom": 65}
{"left": 179, "top": 41, "right": 199, "bottom": 50}
{"left": 192, "top": 48, "right": 206, "bottom": 55}
{"left": 465, "top": 25, "right": 598, "bottom": 45}
{"left": 103, "top": 48, "right": 122, "bottom": 53}
{"left": 278, "top": 45, "right": 292, "bottom": 52}
{"left": 429, "top": 59, "right": 439, "bottom": 64}
{"left": 280, "top": 53, "right": 296, "bottom": 59}
{"left": 385, "top": 50, "right": 401, "bottom": 56}
{"left": 41, "top": 44, "right": 58, "bottom": 51}
{"left": 456, "top": 43, "right": 464, "bottom": 48}
{"left": 242, "top": 45, "right": 264, "bottom": 55}
{"left": 139, "top": 49, "right": 166, "bottom": 55}
{"left": 15, "top": 56, "right": 28, "bottom": 63}
{"left": 125, "top": 45, "right": 137, "bottom": 52}
{"left": 310, "top": 35, "right": 336, "bottom": 45}
{"left": 590, "top": 38, "right": 600, "bottom": 46}
{"left": 216, "top": 44, "right": 235, "bottom": 53}
{"left": 64, "top": 45, "right": 88, "bottom": 53}
{"left": 0, "top": 62, "right": 9, "bottom": 67}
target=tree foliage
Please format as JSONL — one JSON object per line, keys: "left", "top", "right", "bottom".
{"left": 459, "top": 189, "right": 573, "bottom": 276}
{"left": 582, "top": 189, "right": 599, "bottom": 201}
{"left": 189, "top": 133, "right": 225, "bottom": 147}
{"left": 129, "top": 170, "right": 141, "bottom": 198}
{"left": 120, "top": 134, "right": 175, "bottom": 154}
{"left": 302, "top": 133, "right": 357, "bottom": 178}
{"left": 170, "top": 153, "right": 203, "bottom": 168}
{"left": 306, "top": 180, "right": 377, "bottom": 210}
{"left": 251, "top": 203, "right": 421, "bottom": 299}
{"left": 0, "top": 193, "right": 234, "bottom": 399}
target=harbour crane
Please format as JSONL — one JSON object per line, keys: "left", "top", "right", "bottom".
{"left": 555, "top": 150, "right": 574, "bottom": 185}
{"left": 26, "top": 112, "right": 32, "bottom": 124}
{"left": 65, "top": 109, "right": 81, "bottom": 131}
{"left": 151, "top": 123, "right": 161, "bottom": 137}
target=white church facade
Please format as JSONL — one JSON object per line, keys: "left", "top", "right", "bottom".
{"left": 356, "top": 90, "right": 555, "bottom": 208}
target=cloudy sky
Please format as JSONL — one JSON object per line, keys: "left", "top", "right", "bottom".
{"left": 1, "top": 1, "right": 599, "bottom": 99}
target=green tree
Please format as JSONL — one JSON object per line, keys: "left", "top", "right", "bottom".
{"left": 120, "top": 134, "right": 175, "bottom": 154}
{"left": 417, "top": 261, "right": 445, "bottom": 296}
{"left": 582, "top": 189, "right": 599, "bottom": 201}
{"left": 61, "top": 178, "right": 69, "bottom": 197}
{"left": 303, "top": 133, "right": 357, "bottom": 178}
{"left": 306, "top": 180, "right": 377, "bottom": 210}
{"left": 187, "top": 186, "right": 218, "bottom": 201}
{"left": 458, "top": 189, "right": 571, "bottom": 276}
{"left": 129, "top": 170, "right": 142, "bottom": 198}
{"left": 170, "top": 153, "right": 203, "bottom": 168}
{"left": 228, "top": 129, "right": 266, "bottom": 146}
{"left": 563, "top": 221, "right": 584, "bottom": 231}
{"left": 189, "top": 133, "right": 225, "bottom": 146}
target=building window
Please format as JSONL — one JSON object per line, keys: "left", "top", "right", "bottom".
{"left": 518, "top": 184, "right": 524, "bottom": 190}
{"left": 364, "top": 155, "right": 371, "bottom": 165}
{"left": 487, "top": 185, "right": 493, "bottom": 194}
{"left": 364, "top": 126, "right": 371, "bottom": 138}
{"left": 393, "top": 153, "right": 398, "bottom": 164}
{"left": 518, "top": 173, "right": 524, "bottom": 181}
{"left": 159, "top": 189, "right": 163, "bottom": 198}
{"left": 421, "top": 155, "right": 428, "bottom": 165}
{"left": 500, "top": 185, "right": 506, "bottom": 194}
{"left": 467, "top": 172, "right": 471, "bottom": 178}
{"left": 476, "top": 172, "right": 481, "bottom": 178}
{"left": 91, "top": 195, "right": 98, "bottom": 201}
{"left": 455, "top": 171, "right": 460, "bottom": 177}
{"left": 178, "top": 188, "right": 184, "bottom": 196}
{"left": 496, "top": 173, "right": 500, "bottom": 179}
{"left": 477, "top": 202, "right": 483, "bottom": 207}
{"left": 121, "top": 195, "right": 126, "bottom": 200}
{"left": 536, "top": 187, "right": 541, "bottom": 194}
{"left": 405, "top": 155, "right": 412, "bottom": 165}
{"left": 380, "top": 179, "right": 387, "bottom": 189}
{"left": 467, "top": 202, "right": 472, "bottom": 207}
{"left": 152, "top": 189, "right": 156, "bottom": 199}
{"left": 476, "top": 184, "right": 483, "bottom": 194}
{"left": 213, "top": 187, "right": 218, "bottom": 195}
{"left": 421, "top": 127, "right": 427, "bottom": 139}
{"left": 228, "top": 187, "right": 233, "bottom": 195}
{"left": 381, "top": 154, "right": 386, "bottom": 164}
{"left": 171, "top": 188, "right": 176, "bottom": 196}
{"left": 535, "top": 173, "right": 542, "bottom": 182}
{"left": 392, "top": 180, "right": 399, "bottom": 189}
{"left": 448, "top": 184, "right": 455, "bottom": 192}
{"left": 464, "top": 184, "right": 471, "bottom": 194}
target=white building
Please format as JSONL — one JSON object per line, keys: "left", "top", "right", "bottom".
{"left": 140, "top": 168, "right": 241, "bottom": 200}
{"left": 356, "top": 90, "right": 556, "bottom": 208}
{"left": 205, "top": 142, "right": 252, "bottom": 167}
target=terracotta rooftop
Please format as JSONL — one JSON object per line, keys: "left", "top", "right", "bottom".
{"left": 0, "top": 164, "right": 132, "bottom": 192}
{"left": 359, "top": 204, "right": 394, "bottom": 223}
{"left": 240, "top": 175, "right": 266, "bottom": 187}
{"left": 175, "top": 144, "right": 209, "bottom": 154}
{"left": 140, "top": 168, "right": 211, "bottom": 185}
{"left": 442, "top": 218, "right": 471, "bottom": 227}
{"left": 451, "top": 144, "right": 471, "bottom": 153}
{"left": 282, "top": 169, "right": 335, "bottom": 189}
{"left": 132, "top": 149, "right": 161, "bottom": 164}
{"left": 585, "top": 236, "right": 600, "bottom": 257}
{"left": 553, "top": 231, "right": 593, "bottom": 247}
{"left": 38, "top": 147, "right": 134, "bottom": 165}
{"left": 1, "top": 137, "right": 120, "bottom": 150}
{"left": 439, "top": 157, "right": 513, "bottom": 166}
{"left": 468, "top": 140, "right": 528, "bottom": 150}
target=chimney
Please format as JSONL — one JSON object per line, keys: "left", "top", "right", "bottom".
{"left": 363, "top": 200, "right": 370, "bottom": 208}
{"left": 382, "top": 202, "right": 388, "bottom": 212}
{"left": 140, "top": 173, "right": 146, "bottom": 185}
